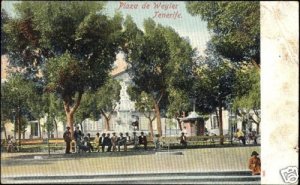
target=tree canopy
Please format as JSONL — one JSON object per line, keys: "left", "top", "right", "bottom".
{"left": 124, "top": 16, "right": 196, "bottom": 136}
{"left": 3, "top": 2, "right": 124, "bottom": 136}
{"left": 186, "top": 2, "right": 260, "bottom": 67}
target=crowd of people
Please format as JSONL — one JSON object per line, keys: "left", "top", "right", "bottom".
{"left": 234, "top": 128, "right": 258, "bottom": 145}
{"left": 63, "top": 126, "right": 149, "bottom": 154}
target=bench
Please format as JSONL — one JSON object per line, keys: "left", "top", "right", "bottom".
{"left": 160, "top": 137, "right": 181, "bottom": 151}
{"left": 187, "top": 135, "right": 232, "bottom": 146}
{"left": 160, "top": 135, "right": 234, "bottom": 150}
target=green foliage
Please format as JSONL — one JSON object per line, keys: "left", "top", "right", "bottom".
{"left": 75, "top": 90, "right": 97, "bottom": 123}
{"left": 3, "top": 1, "right": 123, "bottom": 99}
{"left": 1, "top": 74, "right": 37, "bottom": 134}
{"left": 133, "top": 91, "right": 156, "bottom": 118}
{"left": 126, "top": 18, "right": 170, "bottom": 97}
{"left": 125, "top": 18, "right": 195, "bottom": 110}
{"left": 1, "top": 9, "right": 10, "bottom": 54}
{"left": 186, "top": 2, "right": 260, "bottom": 65}
{"left": 166, "top": 88, "right": 191, "bottom": 118}
{"left": 45, "top": 52, "right": 86, "bottom": 99}
{"left": 3, "top": 2, "right": 125, "bottom": 130}
{"left": 232, "top": 65, "right": 260, "bottom": 111}
{"left": 192, "top": 43, "right": 235, "bottom": 114}
{"left": 95, "top": 78, "right": 121, "bottom": 113}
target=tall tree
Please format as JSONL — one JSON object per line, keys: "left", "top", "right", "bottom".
{"left": 3, "top": 2, "right": 124, "bottom": 138}
{"left": 124, "top": 17, "right": 195, "bottom": 136}
{"left": 1, "top": 74, "right": 36, "bottom": 145}
{"left": 124, "top": 18, "right": 170, "bottom": 136}
{"left": 94, "top": 78, "right": 121, "bottom": 131}
{"left": 186, "top": 2, "right": 260, "bottom": 67}
{"left": 233, "top": 64, "right": 260, "bottom": 134}
{"left": 193, "top": 43, "right": 236, "bottom": 144}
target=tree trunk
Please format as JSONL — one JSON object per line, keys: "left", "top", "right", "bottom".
{"left": 66, "top": 111, "right": 75, "bottom": 140}
{"left": 105, "top": 117, "right": 110, "bottom": 131}
{"left": 218, "top": 106, "right": 224, "bottom": 145}
{"left": 148, "top": 120, "right": 154, "bottom": 141}
{"left": 63, "top": 93, "right": 83, "bottom": 140}
{"left": 18, "top": 108, "right": 21, "bottom": 146}
{"left": 176, "top": 118, "right": 182, "bottom": 131}
{"left": 215, "top": 109, "right": 220, "bottom": 128}
{"left": 154, "top": 102, "right": 162, "bottom": 136}
{"left": 100, "top": 110, "right": 111, "bottom": 131}
{"left": 38, "top": 120, "right": 42, "bottom": 139}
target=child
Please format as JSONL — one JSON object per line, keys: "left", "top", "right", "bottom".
{"left": 248, "top": 151, "right": 261, "bottom": 175}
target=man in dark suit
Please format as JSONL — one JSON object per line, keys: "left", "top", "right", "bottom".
{"left": 100, "top": 133, "right": 106, "bottom": 152}
{"left": 138, "top": 132, "right": 147, "bottom": 150}
{"left": 63, "top": 126, "right": 72, "bottom": 154}
{"left": 103, "top": 133, "right": 112, "bottom": 152}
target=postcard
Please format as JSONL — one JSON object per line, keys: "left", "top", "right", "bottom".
{"left": 1, "top": 1, "right": 298, "bottom": 184}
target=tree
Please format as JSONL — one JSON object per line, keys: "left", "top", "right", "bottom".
{"left": 186, "top": 2, "right": 260, "bottom": 67}
{"left": 192, "top": 43, "right": 236, "bottom": 144}
{"left": 128, "top": 89, "right": 156, "bottom": 140}
{"left": 3, "top": 2, "right": 124, "bottom": 138}
{"left": 1, "top": 9, "right": 10, "bottom": 55}
{"left": 124, "top": 17, "right": 195, "bottom": 136}
{"left": 124, "top": 18, "right": 170, "bottom": 136}
{"left": 166, "top": 88, "right": 191, "bottom": 131}
{"left": 74, "top": 90, "right": 97, "bottom": 132}
{"left": 94, "top": 78, "right": 121, "bottom": 131}
{"left": 1, "top": 74, "right": 36, "bottom": 145}
{"left": 233, "top": 65, "right": 260, "bottom": 134}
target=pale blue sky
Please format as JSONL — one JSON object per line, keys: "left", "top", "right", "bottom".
{"left": 2, "top": 1, "right": 211, "bottom": 54}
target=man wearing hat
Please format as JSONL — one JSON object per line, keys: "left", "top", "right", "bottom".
{"left": 63, "top": 126, "right": 72, "bottom": 154}
{"left": 111, "top": 132, "right": 118, "bottom": 152}
{"left": 248, "top": 151, "right": 261, "bottom": 175}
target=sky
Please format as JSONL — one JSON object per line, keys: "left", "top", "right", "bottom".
{"left": 2, "top": 1, "right": 211, "bottom": 55}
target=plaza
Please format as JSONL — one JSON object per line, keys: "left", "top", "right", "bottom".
{"left": 1, "top": 146, "right": 260, "bottom": 184}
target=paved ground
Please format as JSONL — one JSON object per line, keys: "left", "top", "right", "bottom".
{"left": 1, "top": 145, "right": 260, "bottom": 179}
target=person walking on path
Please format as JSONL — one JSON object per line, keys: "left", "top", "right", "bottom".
{"left": 248, "top": 151, "right": 261, "bottom": 175}
{"left": 63, "top": 126, "right": 72, "bottom": 154}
